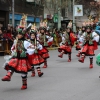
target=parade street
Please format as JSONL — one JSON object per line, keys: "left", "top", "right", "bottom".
{"left": 0, "top": 47, "right": 100, "bottom": 100}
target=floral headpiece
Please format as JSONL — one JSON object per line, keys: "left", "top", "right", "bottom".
{"left": 19, "top": 14, "right": 27, "bottom": 29}
{"left": 30, "top": 23, "right": 37, "bottom": 33}
{"left": 67, "top": 21, "right": 72, "bottom": 28}
{"left": 40, "top": 20, "right": 47, "bottom": 30}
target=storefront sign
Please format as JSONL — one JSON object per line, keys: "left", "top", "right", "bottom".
{"left": 74, "top": 5, "right": 83, "bottom": 16}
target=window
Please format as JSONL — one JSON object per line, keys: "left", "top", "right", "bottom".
{"left": 62, "top": 8, "right": 65, "bottom": 17}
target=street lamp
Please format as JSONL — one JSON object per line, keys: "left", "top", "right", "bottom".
{"left": 12, "top": 0, "right": 14, "bottom": 27}
{"left": 73, "top": 0, "right": 76, "bottom": 32}
{"left": 58, "top": 7, "right": 61, "bottom": 29}
{"left": 57, "top": 0, "right": 61, "bottom": 30}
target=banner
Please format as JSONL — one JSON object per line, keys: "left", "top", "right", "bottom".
{"left": 26, "top": 0, "right": 34, "bottom": 2}
{"left": 26, "top": 0, "right": 40, "bottom": 4}
{"left": 74, "top": 5, "right": 83, "bottom": 16}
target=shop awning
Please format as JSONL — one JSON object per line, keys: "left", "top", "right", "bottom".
{"left": 35, "top": 17, "right": 40, "bottom": 22}
{"left": 9, "top": 14, "right": 34, "bottom": 22}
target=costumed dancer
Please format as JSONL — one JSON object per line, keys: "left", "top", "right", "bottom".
{"left": 38, "top": 20, "right": 53, "bottom": 68}
{"left": 1, "top": 14, "right": 34, "bottom": 90}
{"left": 1, "top": 28, "right": 35, "bottom": 90}
{"left": 27, "top": 24, "right": 44, "bottom": 77}
{"left": 59, "top": 30, "right": 66, "bottom": 46}
{"left": 78, "top": 26, "right": 99, "bottom": 68}
{"left": 76, "top": 26, "right": 86, "bottom": 57}
{"left": 45, "top": 30, "right": 53, "bottom": 47}
{"left": 58, "top": 26, "right": 77, "bottom": 62}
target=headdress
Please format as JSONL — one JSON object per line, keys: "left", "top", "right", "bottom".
{"left": 39, "top": 20, "right": 47, "bottom": 30}
{"left": 30, "top": 23, "right": 37, "bottom": 33}
{"left": 31, "top": 23, "right": 36, "bottom": 30}
{"left": 19, "top": 14, "right": 27, "bottom": 29}
{"left": 82, "top": 21, "right": 86, "bottom": 27}
{"left": 17, "top": 28, "right": 25, "bottom": 36}
{"left": 67, "top": 21, "right": 72, "bottom": 28}
{"left": 86, "top": 20, "right": 91, "bottom": 26}
{"left": 86, "top": 26, "right": 92, "bottom": 30}
{"left": 40, "top": 20, "right": 48, "bottom": 46}
{"left": 90, "top": 19, "right": 94, "bottom": 26}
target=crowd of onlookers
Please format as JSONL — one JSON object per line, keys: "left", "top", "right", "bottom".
{"left": 0, "top": 22, "right": 98, "bottom": 55}
{"left": 0, "top": 25, "right": 15, "bottom": 54}
{"left": 0, "top": 24, "right": 18, "bottom": 41}
{"left": 0, "top": 24, "right": 65, "bottom": 49}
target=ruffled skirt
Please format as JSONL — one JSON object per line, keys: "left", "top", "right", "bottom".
{"left": 5, "top": 58, "right": 31, "bottom": 74}
{"left": 28, "top": 54, "right": 45, "bottom": 66}
{"left": 38, "top": 47, "right": 50, "bottom": 59}
{"left": 58, "top": 45, "right": 72, "bottom": 54}
{"left": 76, "top": 42, "right": 82, "bottom": 50}
{"left": 81, "top": 44, "right": 95, "bottom": 56}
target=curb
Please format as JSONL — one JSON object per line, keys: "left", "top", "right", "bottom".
{"left": 47, "top": 47, "right": 58, "bottom": 50}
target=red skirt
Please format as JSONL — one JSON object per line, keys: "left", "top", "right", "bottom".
{"left": 7, "top": 58, "right": 31, "bottom": 74}
{"left": 38, "top": 47, "right": 50, "bottom": 59}
{"left": 76, "top": 42, "right": 82, "bottom": 50}
{"left": 28, "top": 54, "right": 45, "bottom": 66}
{"left": 38, "top": 47, "right": 48, "bottom": 55}
{"left": 58, "top": 45, "right": 72, "bottom": 54}
{"left": 48, "top": 41, "right": 53, "bottom": 47}
{"left": 93, "top": 41, "right": 98, "bottom": 50}
{"left": 82, "top": 44, "right": 95, "bottom": 56}
{"left": 41, "top": 53, "right": 50, "bottom": 59}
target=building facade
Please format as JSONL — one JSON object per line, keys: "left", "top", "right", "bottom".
{"left": 61, "top": 0, "right": 72, "bottom": 28}
{"left": 9, "top": 0, "right": 44, "bottom": 27}
{"left": 0, "top": 0, "right": 44, "bottom": 27}
{"left": 43, "top": 0, "right": 98, "bottom": 29}
{"left": 0, "top": 0, "right": 9, "bottom": 27}
{"left": 43, "top": 0, "right": 55, "bottom": 29}
{"left": 43, "top": 0, "right": 72, "bottom": 29}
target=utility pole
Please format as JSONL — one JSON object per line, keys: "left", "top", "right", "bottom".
{"left": 12, "top": 0, "right": 14, "bottom": 27}
{"left": 73, "top": 0, "right": 76, "bottom": 32}
{"left": 57, "top": 0, "right": 61, "bottom": 29}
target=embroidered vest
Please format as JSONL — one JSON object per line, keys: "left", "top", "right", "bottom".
{"left": 14, "top": 40, "right": 26, "bottom": 58}
{"left": 65, "top": 32, "right": 71, "bottom": 45}
{"left": 39, "top": 34, "right": 48, "bottom": 46}
{"left": 39, "top": 35, "right": 45, "bottom": 43}
{"left": 84, "top": 33, "right": 93, "bottom": 45}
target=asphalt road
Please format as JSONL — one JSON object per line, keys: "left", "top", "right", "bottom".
{"left": 0, "top": 47, "right": 100, "bottom": 100}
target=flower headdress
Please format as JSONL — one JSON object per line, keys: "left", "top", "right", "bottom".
{"left": 82, "top": 21, "right": 86, "bottom": 27}
{"left": 19, "top": 14, "right": 27, "bottom": 29}
{"left": 30, "top": 23, "right": 37, "bottom": 33}
{"left": 67, "top": 21, "right": 72, "bottom": 28}
{"left": 39, "top": 20, "right": 47, "bottom": 30}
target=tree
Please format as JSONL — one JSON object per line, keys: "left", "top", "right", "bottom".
{"left": 75, "top": 0, "right": 100, "bottom": 18}
{"left": 42, "top": 0, "right": 68, "bottom": 15}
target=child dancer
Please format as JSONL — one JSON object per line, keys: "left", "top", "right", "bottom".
{"left": 1, "top": 29, "right": 34, "bottom": 90}
{"left": 58, "top": 27, "right": 77, "bottom": 62}
{"left": 78, "top": 26, "right": 99, "bottom": 68}
{"left": 28, "top": 30, "right": 44, "bottom": 77}
{"left": 76, "top": 26, "right": 86, "bottom": 57}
